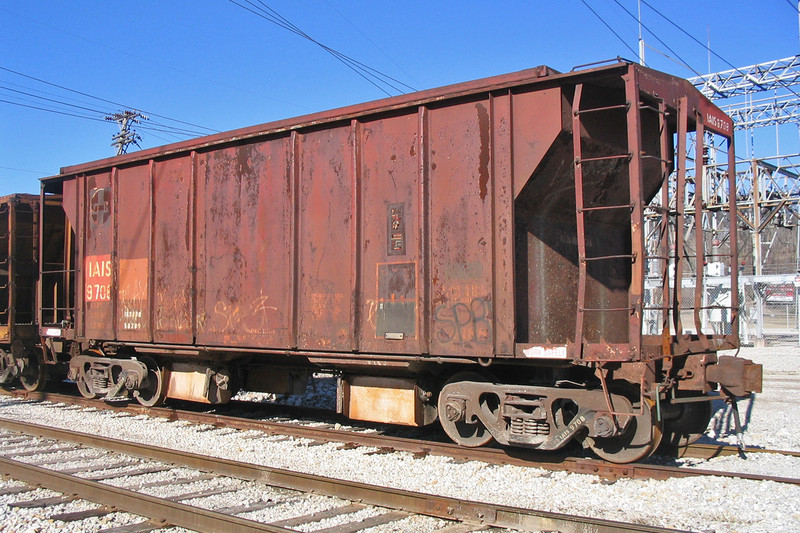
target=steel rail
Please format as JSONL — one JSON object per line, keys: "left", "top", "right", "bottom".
{"left": 0, "top": 417, "right": 688, "bottom": 533}
{"left": 0, "top": 456, "right": 294, "bottom": 533}
{"left": 4, "top": 389, "right": 800, "bottom": 484}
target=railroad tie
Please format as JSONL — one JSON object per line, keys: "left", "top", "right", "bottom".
{"left": 10, "top": 494, "right": 76, "bottom": 508}
{"left": 50, "top": 507, "right": 111, "bottom": 522}
{"left": 313, "top": 510, "right": 410, "bottom": 533}
{"left": 269, "top": 502, "right": 367, "bottom": 528}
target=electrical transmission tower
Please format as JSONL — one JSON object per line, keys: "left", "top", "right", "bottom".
{"left": 686, "top": 55, "right": 800, "bottom": 277}
{"left": 105, "top": 110, "right": 148, "bottom": 155}
{"left": 684, "top": 56, "right": 800, "bottom": 345}
{"left": 690, "top": 55, "right": 800, "bottom": 138}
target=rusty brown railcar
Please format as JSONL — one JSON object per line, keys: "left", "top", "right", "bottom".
{"left": 0, "top": 194, "right": 45, "bottom": 390}
{"left": 37, "top": 61, "right": 762, "bottom": 462}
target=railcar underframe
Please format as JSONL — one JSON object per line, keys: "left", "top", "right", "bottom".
{"left": 32, "top": 61, "right": 762, "bottom": 463}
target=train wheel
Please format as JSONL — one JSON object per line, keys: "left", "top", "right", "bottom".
{"left": 588, "top": 386, "right": 662, "bottom": 463}
{"left": 660, "top": 392, "right": 712, "bottom": 450}
{"left": 0, "top": 349, "right": 13, "bottom": 387}
{"left": 438, "top": 372, "right": 497, "bottom": 448}
{"left": 16, "top": 345, "right": 46, "bottom": 392}
{"left": 75, "top": 372, "right": 97, "bottom": 399}
{"left": 133, "top": 356, "right": 169, "bottom": 407}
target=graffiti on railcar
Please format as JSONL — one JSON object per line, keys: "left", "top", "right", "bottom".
{"left": 434, "top": 293, "right": 493, "bottom": 346}
{"left": 154, "top": 291, "right": 191, "bottom": 333}
{"left": 213, "top": 293, "right": 285, "bottom": 335}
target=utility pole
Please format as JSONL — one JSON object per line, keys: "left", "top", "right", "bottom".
{"left": 105, "top": 110, "right": 147, "bottom": 155}
{"left": 637, "top": 0, "right": 645, "bottom": 66}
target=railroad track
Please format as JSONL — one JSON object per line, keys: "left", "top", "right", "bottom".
{"left": 3, "top": 388, "right": 799, "bottom": 487}
{"left": 0, "top": 418, "right": 688, "bottom": 533}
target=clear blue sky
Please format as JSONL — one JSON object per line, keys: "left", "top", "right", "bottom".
{"left": 2, "top": 1, "right": 798, "bottom": 197}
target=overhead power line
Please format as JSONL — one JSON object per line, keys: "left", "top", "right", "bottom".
{"left": 610, "top": 0, "right": 703, "bottom": 77}
{"left": 0, "top": 66, "right": 219, "bottom": 137}
{"left": 640, "top": 0, "right": 800, "bottom": 102}
{"left": 578, "top": 0, "right": 639, "bottom": 59}
{"left": 227, "top": 0, "right": 416, "bottom": 97}
{"left": 0, "top": 98, "right": 108, "bottom": 123}
{"left": 0, "top": 165, "right": 50, "bottom": 175}
{"left": 0, "top": 83, "right": 114, "bottom": 116}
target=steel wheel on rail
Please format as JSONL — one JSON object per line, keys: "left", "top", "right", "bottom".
{"left": 438, "top": 371, "right": 498, "bottom": 448}
{"left": 15, "top": 342, "right": 46, "bottom": 392}
{"left": 133, "top": 356, "right": 169, "bottom": 407}
{"left": 75, "top": 371, "right": 97, "bottom": 399}
{"left": 0, "top": 348, "right": 14, "bottom": 387}
{"left": 74, "top": 350, "right": 100, "bottom": 399}
{"left": 587, "top": 384, "right": 662, "bottom": 464}
{"left": 659, "top": 391, "right": 713, "bottom": 451}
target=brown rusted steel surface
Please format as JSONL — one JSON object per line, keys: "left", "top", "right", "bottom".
{"left": 0, "top": 417, "right": 689, "bottom": 533}
{"left": 41, "top": 61, "right": 738, "bottom": 364}
{"left": 0, "top": 194, "right": 39, "bottom": 344}
{"left": 624, "top": 69, "right": 645, "bottom": 360}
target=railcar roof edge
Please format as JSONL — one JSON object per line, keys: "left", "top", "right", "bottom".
{"left": 43, "top": 60, "right": 729, "bottom": 183}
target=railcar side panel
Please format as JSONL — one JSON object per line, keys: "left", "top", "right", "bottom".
{"left": 488, "top": 92, "right": 515, "bottom": 357}
{"left": 83, "top": 171, "right": 114, "bottom": 340}
{"left": 297, "top": 127, "right": 357, "bottom": 352}
{"left": 116, "top": 165, "right": 152, "bottom": 342}
{"left": 152, "top": 157, "right": 193, "bottom": 344}
{"left": 427, "top": 100, "right": 499, "bottom": 357}
{"left": 358, "top": 111, "right": 423, "bottom": 354}
{"left": 195, "top": 140, "right": 294, "bottom": 348}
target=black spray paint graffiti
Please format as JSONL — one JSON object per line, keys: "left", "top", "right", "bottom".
{"left": 434, "top": 297, "right": 492, "bottom": 345}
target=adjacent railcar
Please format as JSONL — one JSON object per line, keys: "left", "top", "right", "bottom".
{"left": 0, "top": 194, "right": 42, "bottom": 390}
{"left": 36, "top": 61, "right": 761, "bottom": 462}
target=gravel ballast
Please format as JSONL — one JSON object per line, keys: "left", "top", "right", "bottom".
{"left": 1, "top": 346, "right": 799, "bottom": 532}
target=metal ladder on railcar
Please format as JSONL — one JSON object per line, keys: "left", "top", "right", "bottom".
{"left": 671, "top": 99, "right": 738, "bottom": 345}
{"left": 571, "top": 81, "right": 674, "bottom": 360}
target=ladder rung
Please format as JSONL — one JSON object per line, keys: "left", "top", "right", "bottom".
{"left": 639, "top": 103, "right": 669, "bottom": 115}
{"left": 582, "top": 254, "right": 634, "bottom": 262}
{"left": 641, "top": 154, "right": 671, "bottom": 163}
{"left": 579, "top": 204, "right": 633, "bottom": 213}
{"left": 574, "top": 103, "right": 629, "bottom": 115}
{"left": 580, "top": 307, "right": 635, "bottom": 312}
{"left": 577, "top": 154, "right": 631, "bottom": 164}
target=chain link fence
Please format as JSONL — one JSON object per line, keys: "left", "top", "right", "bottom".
{"left": 644, "top": 273, "right": 800, "bottom": 346}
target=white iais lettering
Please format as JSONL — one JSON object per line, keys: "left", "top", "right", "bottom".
{"left": 85, "top": 255, "right": 112, "bottom": 302}
{"left": 87, "top": 260, "right": 112, "bottom": 277}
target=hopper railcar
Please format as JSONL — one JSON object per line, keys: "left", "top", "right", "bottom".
{"left": 0, "top": 194, "right": 44, "bottom": 390}
{"left": 7, "top": 60, "right": 763, "bottom": 463}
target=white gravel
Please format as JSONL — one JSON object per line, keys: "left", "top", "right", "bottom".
{"left": 1, "top": 347, "right": 799, "bottom": 532}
